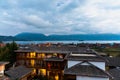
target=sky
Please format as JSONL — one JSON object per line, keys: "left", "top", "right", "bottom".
{"left": 0, "top": 0, "right": 120, "bottom": 36}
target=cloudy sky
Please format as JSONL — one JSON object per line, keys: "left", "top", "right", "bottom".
{"left": 0, "top": 0, "right": 120, "bottom": 36}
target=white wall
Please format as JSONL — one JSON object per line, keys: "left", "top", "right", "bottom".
{"left": 77, "top": 76, "right": 109, "bottom": 80}
{"left": 90, "top": 62, "right": 105, "bottom": 70}
{"left": 68, "top": 61, "right": 81, "bottom": 68}
{"left": 68, "top": 60, "right": 105, "bottom": 70}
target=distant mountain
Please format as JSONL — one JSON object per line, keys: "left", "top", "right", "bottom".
{"left": 14, "top": 32, "right": 120, "bottom": 41}
{"left": 0, "top": 36, "right": 20, "bottom": 41}
{"left": 15, "top": 32, "right": 46, "bottom": 41}
{"left": 0, "top": 32, "right": 120, "bottom": 41}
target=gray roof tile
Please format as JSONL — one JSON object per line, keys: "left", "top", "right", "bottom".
{"left": 5, "top": 66, "right": 33, "bottom": 80}
{"left": 64, "top": 61, "right": 112, "bottom": 78}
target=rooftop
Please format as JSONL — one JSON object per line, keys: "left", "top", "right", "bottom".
{"left": 5, "top": 66, "right": 33, "bottom": 80}
{"left": 15, "top": 45, "right": 92, "bottom": 54}
{"left": 64, "top": 61, "right": 112, "bottom": 78}
{"left": 106, "top": 57, "right": 120, "bottom": 67}
{"left": 0, "top": 62, "right": 9, "bottom": 65}
{"left": 65, "top": 52, "right": 106, "bottom": 62}
{"left": 44, "top": 56, "right": 64, "bottom": 61}
{"left": 109, "top": 68, "right": 120, "bottom": 80}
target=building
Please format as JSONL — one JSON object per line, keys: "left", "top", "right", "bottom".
{"left": 0, "top": 62, "right": 9, "bottom": 77}
{"left": 106, "top": 57, "right": 120, "bottom": 80}
{"left": 64, "top": 61, "right": 111, "bottom": 80}
{"left": 106, "top": 57, "right": 120, "bottom": 69}
{"left": 64, "top": 51, "right": 112, "bottom": 80}
{"left": 0, "top": 62, "right": 9, "bottom": 80}
{"left": 5, "top": 66, "right": 33, "bottom": 80}
{"left": 15, "top": 43, "right": 114, "bottom": 80}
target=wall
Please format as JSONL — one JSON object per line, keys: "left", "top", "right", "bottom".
{"left": 68, "top": 60, "right": 105, "bottom": 70}
{"left": 0, "top": 65, "right": 5, "bottom": 76}
{"left": 90, "top": 62, "right": 105, "bottom": 70}
{"left": 77, "top": 76, "right": 109, "bottom": 80}
{"left": 68, "top": 61, "right": 81, "bottom": 68}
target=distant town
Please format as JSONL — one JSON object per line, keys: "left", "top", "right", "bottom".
{"left": 0, "top": 41, "right": 119, "bottom": 80}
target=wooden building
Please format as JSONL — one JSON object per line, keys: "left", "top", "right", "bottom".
{"left": 15, "top": 44, "right": 94, "bottom": 80}
{"left": 15, "top": 44, "right": 114, "bottom": 80}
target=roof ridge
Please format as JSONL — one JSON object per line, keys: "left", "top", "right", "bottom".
{"left": 91, "top": 49, "right": 109, "bottom": 62}
{"left": 65, "top": 60, "right": 113, "bottom": 79}
{"left": 81, "top": 61, "right": 114, "bottom": 79}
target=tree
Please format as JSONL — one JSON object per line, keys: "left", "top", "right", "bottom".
{"left": 6, "top": 41, "right": 18, "bottom": 64}
{"left": 0, "top": 41, "right": 18, "bottom": 69}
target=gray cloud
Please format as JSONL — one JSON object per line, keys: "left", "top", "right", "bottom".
{"left": 0, "top": 0, "right": 120, "bottom": 35}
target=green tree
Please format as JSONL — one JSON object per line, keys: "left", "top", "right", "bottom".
{"left": 0, "top": 41, "right": 18, "bottom": 69}
{"left": 6, "top": 41, "right": 18, "bottom": 64}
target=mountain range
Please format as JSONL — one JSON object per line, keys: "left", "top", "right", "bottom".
{"left": 0, "top": 32, "right": 120, "bottom": 41}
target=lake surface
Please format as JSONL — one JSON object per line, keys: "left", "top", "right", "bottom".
{"left": 3, "top": 40, "right": 120, "bottom": 44}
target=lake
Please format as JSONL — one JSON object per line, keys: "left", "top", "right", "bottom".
{"left": 3, "top": 40, "right": 120, "bottom": 44}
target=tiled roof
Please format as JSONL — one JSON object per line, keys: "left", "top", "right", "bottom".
{"left": 106, "top": 57, "right": 120, "bottom": 67}
{"left": 15, "top": 45, "right": 92, "bottom": 54}
{"left": 65, "top": 51, "right": 106, "bottom": 62}
{"left": 64, "top": 61, "right": 112, "bottom": 78}
{"left": 66, "top": 56, "right": 105, "bottom": 62}
{"left": 44, "top": 56, "right": 64, "bottom": 61}
{"left": 109, "top": 68, "right": 120, "bottom": 80}
{"left": 0, "top": 62, "right": 9, "bottom": 65}
{"left": 5, "top": 66, "right": 33, "bottom": 80}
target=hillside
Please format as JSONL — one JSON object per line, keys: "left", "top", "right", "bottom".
{"left": 14, "top": 32, "right": 120, "bottom": 41}
{"left": 0, "top": 36, "right": 20, "bottom": 41}
{"left": 15, "top": 32, "right": 46, "bottom": 41}
{"left": 0, "top": 32, "right": 120, "bottom": 41}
